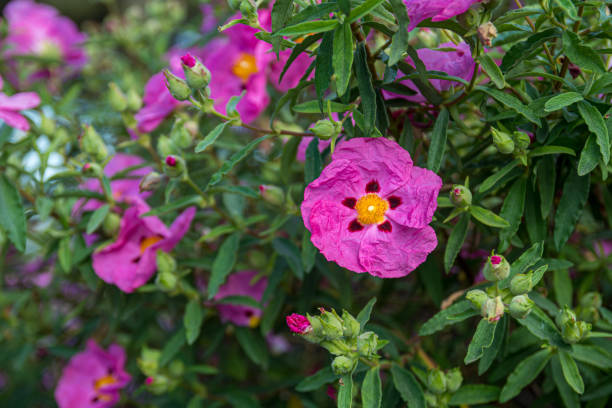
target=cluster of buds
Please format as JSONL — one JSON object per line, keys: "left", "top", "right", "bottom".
{"left": 155, "top": 251, "right": 178, "bottom": 291}
{"left": 286, "top": 308, "right": 385, "bottom": 375}
{"left": 576, "top": 292, "right": 602, "bottom": 323}
{"left": 137, "top": 347, "right": 184, "bottom": 394}
{"left": 424, "top": 368, "right": 463, "bottom": 408}
{"left": 556, "top": 306, "right": 592, "bottom": 344}
{"left": 80, "top": 125, "right": 108, "bottom": 162}
{"left": 164, "top": 53, "right": 211, "bottom": 102}
{"left": 108, "top": 82, "right": 142, "bottom": 112}
{"left": 491, "top": 127, "right": 532, "bottom": 166}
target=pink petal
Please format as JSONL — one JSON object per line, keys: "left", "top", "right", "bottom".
{"left": 0, "top": 109, "right": 30, "bottom": 130}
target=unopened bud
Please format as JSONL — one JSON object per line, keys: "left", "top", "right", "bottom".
{"left": 170, "top": 120, "right": 193, "bottom": 149}
{"left": 139, "top": 172, "right": 164, "bottom": 192}
{"left": 577, "top": 306, "right": 599, "bottom": 324}
{"left": 319, "top": 309, "right": 344, "bottom": 340}
{"left": 40, "top": 115, "right": 56, "bottom": 135}
{"left": 445, "top": 368, "right": 463, "bottom": 393}
{"left": 259, "top": 185, "right": 285, "bottom": 206}
{"left": 580, "top": 292, "right": 602, "bottom": 309}
{"left": 310, "top": 119, "right": 341, "bottom": 140}
{"left": 156, "top": 251, "right": 177, "bottom": 276}
{"left": 108, "top": 83, "right": 128, "bottom": 112}
{"left": 477, "top": 22, "right": 497, "bottom": 47}
{"left": 306, "top": 314, "right": 325, "bottom": 340}
{"left": 126, "top": 89, "right": 142, "bottom": 111}
{"left": 341, "top": 310, "right": 361, "bottom": 339}
{"left": 239, "top": 0, "right": 258, "bottom": 25}
{"left": 163, "top": 155, "right": 186, "bottom": 178}
{"left": 102, "top": 212, "right": 121, "bottom": 237}
{"left": 483, "top": 254, "right": 510, "bottom": 281}
{"left": 286, "top": 313, "right": 312, "bottom": 335}
{"left": 331, "top": 355, "right": 356, "bottom": 375}
{"left": 427, "top": 369, "right": 447, "bottom": 394}
{"left": 513, "top": 131, "right": 531, "bottom": 150}
{"left": 562, "top": 320, "right": 591, "bottom": 344}
{"left": 81, "top": 125, "right": 108, "bottom": 162}
{"left": 450, "top": 185, "right": 472, "bottom": 207}
{"left": 156, "top": 271, "right": 178, "bottom": 291}
{"left": 510, "top": 272, "right": 534, "bottom": 295}
{"left": 163, "top": 69, "right": 191, "bottom": 101}
{"left": 508, "top": 295, "right": 534, "bottom": 319}
{"left": 157, "top": 135, "right": 178, "bottom": 158}
{"left": 482, "top": 296, "right": 504, "bottom": 322}
{"left": 356, "top": 331, "right": 379, "bottom": 357}
{"left": 466, "top": 289, "right": 489, "bottom": 310}
{"left": 556, "top": 306, "right": 576, "bottom": 329}
{"left": 180, "top": 54, "right": 211, "bottom": 90}
{"left": 138, "top": 347, "right": 161, "bottom": 377}
{"left": 82, "top": 162, "right": 102, "bottom": 177}
{"left": 491, "top": 128, "right": 515, "bottom": 154}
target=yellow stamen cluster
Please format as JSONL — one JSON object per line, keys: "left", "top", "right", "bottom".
{"left": 355, "top": 194, "right": 388, "bottom": 225}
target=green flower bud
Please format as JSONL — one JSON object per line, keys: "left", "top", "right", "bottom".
{"left": 510, "top": 272, "right": 534, "bottom": 295}
{"left": 102, "top": 212, "right": 121, "bottom": 237}
{"left": 562, "top": 320, "right": 591, "bottom": 344}
{"left": 168, "top": 360, "right": 185, "bottom": 377}
{"left": 466, "top": 289, "right": 489, "bottom": 311}
{"left": 157, "top": 135, "right": 178, "bottom": 158}
{"left": 156, "top": 251, "right": 177, "bottom": 276}
{"left": 180, "top": 54, "right": 211, "bottom": 91}
{"left": 139, "top": 172, "right": 164, "bottom": 193}
{"left": 309, "top": 119, "right": 341, "bottom": 140}
{"left": 239, "top": 0, "right": 258, "bottom": 25}
{"left": 445, "top": 368, "right": 463, "bottom": 393}
{"left": 577, "top": 306, "right": 599, "bottom": 324}
{"left": 356, "top": 331, "right": 379, "bottom": 357}
{"left": 145, "top": 373, "right": 173, "bottom": 394}
{"left": 341, "top": 309, "right": 361, "bottom": 339}
{"left": 108, "top": 83, "right": 128, "bottom": 112}
{"left": 163, "top": 155, "right": 186, "bottom": 178}
{"left": 482, "top": 296, "right": 504, "bottom": 322}
{"left": 163, "top": 69, "right": 191, "bottom": 101}
{"left": 427, "top": 368, "right": 447, "bottom": 394}
{"left": 580, "top": 292, "right": 602, "bottom": 309}
{"left": 156, "top": 271, "right": 178, "bottom": 291}
{"left": 556, "top": 306, "right": 576, "bottom": 329}
{"left": 138, "top": 347, "right": 161, "bottom": 377}
{"left": 424, "top": 392, "right": 438, "bottom": 408}
{"left": 259, "top": 185, "right": 285, "bottom": 206}
{"left": 450, "top": 184, "right": 472, "bottom": 207}
{"left": 40, "top": 115, "right": 56, "bottom": 135}
{"left": 247, "top": 250, "right": 267, "bottom": 269}
{"left": 126, "top": 89, "right": 142, "bottom": 111}
{"left": 331, "top": 355, "right": 356, "bottom": 375}
{"left": 81, "top": 125, "right": 108, "bottom": 162}
{"left": 482, "top": 254, "right": 510, "bottom": 281}
{"left": 306, "top": 314, "right": 325, "bottom": 339}
{"left": 513, "top": 131, "right": 531, "bottom": 150}
{"left": 170, "top": 120, "right": 193, "bottom": 149}
{"left": 491, "top": 127, "right": 515, "bottom": 154}
{"left": 320, "top": 340, "right": 346, "bottom": 355}
{"left": 319, "top": 309, "right": 344, "bottom": 340}
{"left": 508, "top": 295, "right": 534, "bottom": 319}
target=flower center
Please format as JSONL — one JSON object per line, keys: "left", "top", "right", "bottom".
{"left": 355, "top": 194, "right": 388, "bottom": 225}
{"left": 248, "top": 315, "right": 261, "bottom": 328}
{"left": 140, "top": 236, "right": 164, "bottom": 254}
{"left": 93, "top": 375, "right": 117, "bottom": 402}
{"left": 232, "top": 53, "right": 258, "bottom": 82}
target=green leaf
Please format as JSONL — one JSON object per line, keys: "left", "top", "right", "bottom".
{"left": 207, "top": 233, "right": 241, "bottom": 299}
{"left": 499, "top": 177, "right": 527, "bottom": 251}
{"left": 195, "top": 122, "right": 227, "bottom": 153}
{"left": 465, "top": 319, "right": 498, "bottom": 364}
{"left": 315, "top": 31, "right": 334, "bottom": 108}
{"left": 478, "top": 159, "right": 520, "bottom": 193}
{"left": 426, "top": 108, "right": 449, "bottom": 173}
{"left": 390, "top": 364, "right": 425, "bottom": 408}
{"left": 205, "top": 135, "right": 272, "bottom": 190}
{"left": 571, "top": 344, "right": 612, "bottom": 370}
{"left": 275, "top": 19, "right": 339, "bottom": 37}
{"left": 552, "top": 355, "right": 581, "bottom": 408}
{"left": 578, "top": 134, "right": 600, "bottom": 176}
{"left": 272, "top": 238, "right": 304, "bottom": 279}
{"left": 184, "top": 299, "right": 205, "bottom": 345}
{"left": 559, "top": 350, "right": 584, "bottom": 394}
{"left": 217, "top": 295, "right": 261, "bottom": 309}
{"left": 419, "top": 300, "right": 477, "bottom": 336}
{"left": 292, "top": 100, "right": 354, "bottom": 113}
{"left": 347, "top": 0, "right": 386, "bottom": 23}
{"left": 500, "top": 28, "right": 561, "bottom": 73}
{"left": 553, "top": 269, "right": 573, "bottom": 307}
{"left": 479, "top": 315, "right": 507, "bottom": 374}
{"left": 531, "top": 264, "right": 549, "bottom": 287}
{"left": 448, "top": 385, "right": 500, "bottom": 405}
{"left": 296, "top": 367, "right": 339, "bottom": 391}
{"left": 226, "top": 91, "right": 245, "bottom": 117}
{"left": 86, "top": 204, "right": 110, "bottom": 234}
{"left": 517, "top": 305, "right": 568, "bottom": 349}
{"left": 562, "top": 31, "right": 605, "bottom": 73}
{"left": 388, "top": 0, "right": 409, "bottom": 66}
{"left": 544, "top": 92, "right": 584, "bottom": 112}
{"left": 499, "top": 348, "right": 552, "bottom": 402}
{"left": 577, "top": 101, "right": 609, "bottom": 165}
{"left": 142, "top": 195, "right": 202, "bottom": 217}
{"left": 160, "top": 328, "right": 186, "bottom": 367}
{"left": 338, "top": 0, "right": 351, "bottom": 15}
{"left": 444, "top": 213, "right": 469, "bottom": 273}
{"left": 333, "top": 23, "right": 354, "bottom": 96}
{"left": 305, "top": 137, "right": 322, "bottom": 184}
{"left": 356, "top": 297, "right": 377, "bottom": 329}
{"left": 338, "top": 374, "right": 353, "bottom": 408}
{"left": 553, "top": 169, "right": 590, "bottom": 251}
{"left": 500, "top": 242, "right": 544, "bottom": 287}
{"left": 280, "top": 137, "right": 300, "bottom": 184}
{"left": 235, "top": 327, "right": 269, "bottom": 368}
{"left": 476, "top": 87, "right": 541, "bottom": 126}
{"left": 301, "top": 231, "right": 317, "bottom": 273}
{"left": 355, "top": 42, "right": 377, "bottom": 136}
{"left": 362, "top": 367, "right": 381, "bottom": 408}
{"left": 537, "top": 156, "right": 556, "bottom": 218}
{"left": 529, "top": 146, "right": 575, "bottom": 157}
{"left": 470, "top": 205, "right": 510, "bottom": 228}
{"left": 553, "top": 0, "right": 578, "bottom": 19}
{"left": 478, "top": 54, "right": 505, "bottom": 89}
{"left": 0, "top": 174, "right": 26, "bottom": 251}
{"left": 271, "top": 0, "right": 294, "bottom": 55}
{"left": 58, "top": 236, "right": 72, "bottom": 273}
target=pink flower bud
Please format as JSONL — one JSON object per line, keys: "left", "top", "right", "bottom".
{"left": 145, "top": 377, "right": 154, "bottom": 385}
{"left": 286, "top": 313, "right": 311, "bottom": 334}
{"left": 83, "top": 163, "right": 91, "bottom": 171}
{"left": 490, "top": 255, "right": 502, "bottom": 265}
{"left": 165, "top": 155, "right": 177, "bottom": 167}
{"left": 181, "top": 53, "right": 196, "bottom": 68}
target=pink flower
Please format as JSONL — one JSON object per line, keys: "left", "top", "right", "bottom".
{"left": 268, "top": 50, "right": 313, "bottom": 92}
{"left": 214, "top": 270, "right": 267, "bottom": 327}
{"left": 0, "top": 75, "right": 40, "bottom": 130}
{"left": 3, "top": 0, "right": 88, "bottom": 71}
{"left": 301, "top": 137, "right": 441, "bottom": 278}
{"left": 72, "top": 154, "right": 153, "bottom": 215}
{"left": 286, "top": 313, "right": 311, "bottom": 334}
{"left": 92, "top": 199, "right": 195, "bottom": 293}
{"left": 404, "top": 0, "right": 483, "bottom": 31}
{"left": 54, "top": 339, "right": 130, "bottom": 408}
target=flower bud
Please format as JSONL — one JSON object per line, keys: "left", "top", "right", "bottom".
{"left": 259, "top": 185, "right": 285, "bottom": 206}
{"left": 491, "top": 128, "right": 515, "bottom": 154}
{"left": 157, "top": 135, "right": 178, "bottom": 158}
{"left": 163, "top": 69, "right": 191, "bottom": 101}
{"left": 309, "top": 119, "right": 341, "bottom": 140}
{"left": 562, "top": 320, "right": 591, "bottom": 344}
{"left": 331, "top": 355, "right": 356, "bottom": 375}
{"left": 477, "top": 22, "right": 497, "bottom": 47}
{"left": 482, "top": 296, "right": 504, "bottom": 322}
{"left": 482, "top": 254, "right": 510, "bottom": 281}
{"left": 513, "top": 131, "right": 531, "bottom": 150}
{"left": 427, "top": 368, "right": 447, "bottom": 394}
{"left": 320, "top": 340, "right": 346, "bottom": 355}
{"left": 445, "top": 368, "right": 463, "bottom": 393}
{"left": 156, "top": 251, "right": 177, "bottom": 276}
{"left": 239, "top": 0, "right": 259, "bottom": 25}
{"left": 144, "top": 373, "right": 173, "bottom": 394}
{"left": 510, "top": 272, "right": 533, "bottom": 295}
{"left": 450, "top": 185, "right": 472, "bottom": 207}
{"left": 163, "top": 155, "right": 186, "bottom": 178}
{"left": 306, "top": 314, "right": 325, "bottom": 339}
{"left": 138, "top": 347, "right": 161, "bottom": 377}
{"left": 508, "top": 295, "right": 534, "bottom": 319}
{"left": 556, "top": 306, "right": 576, "bottom": 329}
{"left": 580, "top": 292, "right": 602, "bottom": 309}
{"left": 356, "top": 331, "right": 379, "bottom": 357}
{"left": 170, "top": 120, "right": 193, "bottom": 149}
{"left": 286, "top": 313, "right": 312, "bottom": 335}
{"left": 139, "top": 172, "right": 164, "bottom": 193}
{"left": 82, "top": 162, "right": 102, "bottom": 178}
{"left": 577, "top": 306, "right": 599, "bottom": 324}
{"left": 81, "top": 125, "right": 108, "bottom": 162}
{"left": 319, "top": 309, "right": 344, "bottom": 340}
{"left": 466, "top": 289, "right": 489, "bottom": 310}
{"left": 40, "top": 115, "right": 56, "bottom": 135}
{"left": 126, "top": 89, "right": 142, "bottom": 111}
{"left": 180, "top": 54, "right": 211, "bottom": 90}
{"left": 102, "top": 212, "right": 121, "bottom": 237}
{"left": 156, "top": 271, "right": 178, "bottom": 291}
{"left": 341, "top": 310, "right": 361, "bottom": 339}
{"left": 108, "top": 82, "right": 128, "bottom": 112}
{"left": 424, "top": 392, "right": 438, "bottom": 408}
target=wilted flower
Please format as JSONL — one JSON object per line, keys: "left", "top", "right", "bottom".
{"left": 214, "top": 270, "right": 267, "bottom": 327}
{"left": 301, "top": 137, "right": 441, "bottom": 277}
{"left": 0, "top": 75, "right": 40, "bottom": 131}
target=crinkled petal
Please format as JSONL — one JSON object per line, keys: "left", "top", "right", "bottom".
{"left": 0, "top": 92, "right": 40, "bottom": 110}
{"left": 156, "top": 206, "right": 196, "bottom": 252}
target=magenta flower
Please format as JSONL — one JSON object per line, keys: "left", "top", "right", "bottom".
{"left": 54, "top": 339, "right": 130, "bottom": 408}
{"left": 214, "top": 270, "right": 267, "bottom": 327}
{"left": 404, "top": 0, "right": 483, "bottom": 31}
{"left": 0, "top": 75, "right": 40, "bottom": 131}
{"left": 301, "top": 137, "right": 441, "bottom": 278}
{"left": 3, "top": 0, "right": 87, "bottom": 71}
{"left": 286, "top": 313, "right": 312, "bottom": 334}
{"left": 296, "top": 137, "right": 333, "bottom": 162}
{"left": 268, "top": 49, "right": 313, "bottom": 92}
{"left": 72, "top": 154, "right": 152, "bottom": 215}
{"left": 92, "top": 199, "right": 195, "bottom": 293}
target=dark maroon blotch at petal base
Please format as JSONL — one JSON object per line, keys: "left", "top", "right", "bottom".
{"left": 377, "top": 220, "right": 392, "bottom": 232}
{"left": 365, "top": 180, "right": 380, "bottom": 193}
{"left": 342, "top": 197, "right": 357, "bottom": 209}
{"left": 388, "top": 196, "right": 402, "bottom": 209}
{"left": 348, "top": 219, "right": 364, "bottom": 232}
